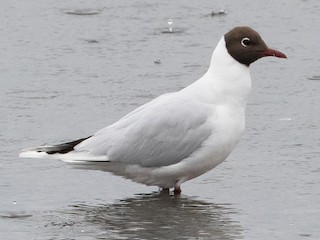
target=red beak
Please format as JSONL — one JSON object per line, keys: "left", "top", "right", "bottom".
{"left": 263, "top": 48, "right": 287, "bottom": 58}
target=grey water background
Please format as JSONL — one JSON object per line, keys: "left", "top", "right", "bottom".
{"left": 1, "top": 0, "right": 319, "bottom": 239}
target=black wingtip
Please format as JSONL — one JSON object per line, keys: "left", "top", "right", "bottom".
{"left": 43, "top": 136, "right": 91, "bottom": 154}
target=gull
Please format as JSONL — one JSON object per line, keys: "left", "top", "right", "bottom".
{"left": 20, "top": 26, "right": 286, "bottom": 194}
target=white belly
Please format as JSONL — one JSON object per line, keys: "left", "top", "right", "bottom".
{"left": 114, "top": 105, "right": 246, "bottom": 188}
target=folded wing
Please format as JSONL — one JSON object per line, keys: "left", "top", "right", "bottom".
{"left": 75, "top": 92, "right": 213, "bottom": 167}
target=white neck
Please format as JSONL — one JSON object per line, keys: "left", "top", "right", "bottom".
{"left": 183, "top": 37, "right": 252, "bottom": 107}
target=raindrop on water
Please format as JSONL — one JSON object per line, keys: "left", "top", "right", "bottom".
{"left": 279, "top": 117, "right": 292, "bottom": 121}
{"left": 211, "top": 9, "right": 227, "bottom": 16}
{"left": 167, "top": 19, "right": 173, "bottom": 32}
{"left": 218, "top": 9, "right": 227, "bottom": 14}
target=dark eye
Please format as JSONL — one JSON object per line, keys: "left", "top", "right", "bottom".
{"left": 241, "top": 37, "right": 251, "bottom": 47}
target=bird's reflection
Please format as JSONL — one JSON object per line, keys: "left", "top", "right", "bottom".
{"left": 59, "top": 191, "right": 243, "bottom": 240}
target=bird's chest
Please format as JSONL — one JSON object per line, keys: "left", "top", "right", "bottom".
{"left": 209, "top": 104, "right": 245, "bottom": 151}
{"left": 181, "top": 104, "right": 246, "bottom": 175}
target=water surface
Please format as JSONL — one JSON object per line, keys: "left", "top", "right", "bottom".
{"left": 1, "top": 0, "right": 320, "bottom": 239}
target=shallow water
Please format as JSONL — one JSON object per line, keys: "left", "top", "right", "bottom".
{"left": 1, "top": 0, "right": 320, "bottom": 239}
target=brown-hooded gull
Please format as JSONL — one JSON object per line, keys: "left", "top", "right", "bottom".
{"left": 20, "top": 26, "right": 286, "bottom": 194}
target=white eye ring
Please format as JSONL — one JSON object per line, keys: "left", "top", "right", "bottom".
{"left": 241, "top": 37, "right": 251, "bottom": 47}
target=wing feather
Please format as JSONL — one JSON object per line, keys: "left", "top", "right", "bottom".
{"left": 75, "top": 92, "right": 213, "bottom": 167}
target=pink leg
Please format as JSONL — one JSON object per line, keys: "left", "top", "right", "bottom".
{"left": 173, "top": 186, "right": 181, "bottom": 194}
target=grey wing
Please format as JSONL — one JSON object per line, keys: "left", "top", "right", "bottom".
{"left": 76, "top": 93, "right": 213, "bottom": 167}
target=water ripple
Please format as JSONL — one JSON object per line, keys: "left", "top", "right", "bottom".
{"left": 39, "top": 192, "right": 243, "bottom": 240}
